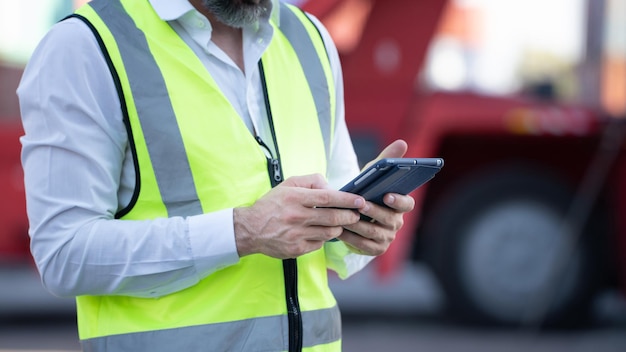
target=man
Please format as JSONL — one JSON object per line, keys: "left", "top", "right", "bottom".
{"left": 18, "top": 0, "right": 414, "bottom": 350}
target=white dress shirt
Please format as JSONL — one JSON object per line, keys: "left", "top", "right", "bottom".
{"left": 18, "top": 0, "right": 372, "bottom": 298}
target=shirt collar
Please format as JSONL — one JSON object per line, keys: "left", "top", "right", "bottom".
{"left": 149, "top": 0, "right": 281, "bottom": 25}
{"left": 149, "top": 0, "right": 195, "bottom": 21}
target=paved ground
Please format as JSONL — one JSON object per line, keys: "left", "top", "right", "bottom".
{"left": 342, "top": 315, "right": 626, "bottom": 352}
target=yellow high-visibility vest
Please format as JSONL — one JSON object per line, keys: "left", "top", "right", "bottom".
{"left": 71, "top": 0, "right": 339, "bottom": 350}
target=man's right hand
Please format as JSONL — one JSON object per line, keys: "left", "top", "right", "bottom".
{"left": 233, "top": 174, "right": 367, "bottom": 259}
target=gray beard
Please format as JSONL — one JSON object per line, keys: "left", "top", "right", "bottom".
{"left": 201, "top": 0, "right": 272, "bottom": 28}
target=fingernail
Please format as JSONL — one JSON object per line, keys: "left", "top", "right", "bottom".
{"left": 387, "top": 195, "right": 396, "bottom": 204}
{"left": 354, "top": 198, "right": 365, "bottom": 208}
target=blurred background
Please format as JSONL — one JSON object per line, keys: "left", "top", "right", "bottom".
{"left": 1, "top": 0, "right": 626, "bottom": 351}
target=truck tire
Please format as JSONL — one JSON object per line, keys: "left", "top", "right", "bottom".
{"left": 422, "top": 164, "right": 607, "bottom": 328}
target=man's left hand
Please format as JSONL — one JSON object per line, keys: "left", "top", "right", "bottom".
{"left": 337, "top": 139, "right": 415, "bottom": 256}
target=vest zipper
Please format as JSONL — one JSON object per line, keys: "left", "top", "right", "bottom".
{"left": 283, "top": 258, "right": 301, "bottom": 351}
{"left": 258, "top": 60, "right": 303, "bottom": 352}
{"left": 255, "top": 136, "right": 283, "bottom": 187}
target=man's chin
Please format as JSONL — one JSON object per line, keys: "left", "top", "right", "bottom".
{"left": 203, "top": 0, "right": 271, "bottom": 27}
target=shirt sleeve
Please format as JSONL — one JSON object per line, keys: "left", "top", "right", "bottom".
{"left": 304, "top": 14, "right": 377, "bottom": 278}
{"left": 18, "top": 18, "right": 239, "bottom": 299}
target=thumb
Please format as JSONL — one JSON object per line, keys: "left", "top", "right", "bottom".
{"left": 364, "top": 139, "right": 408, "bottom": 169}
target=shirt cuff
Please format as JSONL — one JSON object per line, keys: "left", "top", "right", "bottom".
{"left": 324, "top": 240, "right": 375, "bottom": 279}
{"left": 187, "top": 208, "right": 240, "bottom": 277}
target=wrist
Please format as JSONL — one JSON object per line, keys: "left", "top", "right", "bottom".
{"left": 233, "top": 207, "right": 256, "bottom": 257}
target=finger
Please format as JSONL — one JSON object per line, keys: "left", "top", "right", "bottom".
{"left": 280, "top": 227, "right": 344, "bottom": 257}
{"left": 352, "top": 202, "right": 405, "bottom": 234}
{"left": 305, "top": 207, "right": 361, "bottom": 227}
{"left": 305, "top": 225, "right": 345, "bottom": 242}
{"left": 363, "top": 139, "right": 408, "bottom": 169}
{"left": 354, "top": 195, "right": 414, "bottom": 227}
{"left": 300, "top": 189, "right": 366, "bottom": 210}
{"left": 383, "top": 193, "right": 415, "bottom": 213}
{"left": 281, "top": 174, "right": 329, "bottom": 190}
{"left": 343, "top": 219, "right": 386, "bottom": 242}
{"left": 338, "top": 230, "right": 387, "bottom": 256}
{"left": 377, "top": 139, "right": 408, "bottom": 160}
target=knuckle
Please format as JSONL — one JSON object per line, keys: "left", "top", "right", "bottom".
{"left": 316, "top": 192, "right": 331, "bottom": 207}
{"left": 281, "top": 208, "right": 304, "bottom": 224}
{"left": 368, "top": 248, "right": 380, "bottom": 256}
{"left": 328, "top": 226, "right": 343, "bottom": 239}
{"left": 283, "top": 191, "right": 299, "bottom": 206}
{"left": 324, "top": 210, "right": 344, "bottom": 226}
{"left": 286, "top": 242, "right": 306, "bottom": 257}
{"left": 318, "top": 227, "right": 337, "bottom": 241}
{"left": 373, "top": 247, "right": 387, "bottom": 256}
{"left": 313, "top": 173, "right": 325, "bottom": 183}
{"left": 393, "top": 217, "right": 404, "bottom": 231}
{"left": 334, "top": 209, "right": 358, "bottom": 225}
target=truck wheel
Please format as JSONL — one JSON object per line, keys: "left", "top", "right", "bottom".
{"left": 423, "top": 165, "right": 606, "bottom": 328}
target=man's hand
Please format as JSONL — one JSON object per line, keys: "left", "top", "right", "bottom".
{"left": 234, "top": 174, "right": 367, "bottom": 259}
{"left": 338, "top": 139, "right": 416, "bottom": 256}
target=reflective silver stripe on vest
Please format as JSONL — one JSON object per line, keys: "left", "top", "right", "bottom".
{"left": 279, "top": 3, "right": 333, "bottom": 161}
{"left": 81, "top": 305, "right": 341, "bottom": 352}
{"left": 93, "top": 1, "right": 333, "bottom": 215}
{"left": 90, "top": 0, "right": 203, "bottom": 217}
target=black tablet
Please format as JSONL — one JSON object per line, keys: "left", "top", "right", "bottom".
{"left": 340, "top": 158, "right": 444, "bottom": 206}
